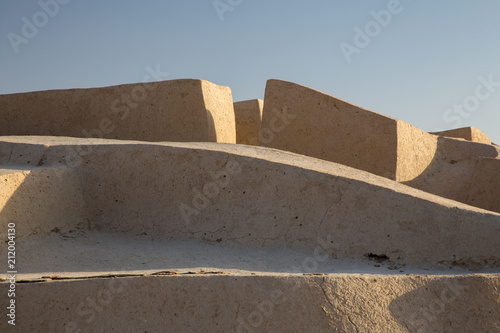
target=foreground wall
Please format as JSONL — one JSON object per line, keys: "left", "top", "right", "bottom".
{"left": 0, "top": 79, "right": 236, "bottom": 143}
{"left": 1, "top": 137, "right": 499, "bottom": 268}
{"left": 1, "top": 137, "right": 498, "bottom": 332}
{"left": 0, "top": 274, "right": 498, "bottom": 332}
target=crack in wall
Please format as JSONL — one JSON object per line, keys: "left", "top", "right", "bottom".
{"left": 320, "top": 277, "right": 361, "bottom": 333}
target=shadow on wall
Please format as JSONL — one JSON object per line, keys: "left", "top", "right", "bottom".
{"left": 260, "top": 79, "right": 400, "bottom": 179}
{"left": 0, "top": 166, "right": 87, "bottom": 242}
{"left": 402, "top": 136, "right": 500, "bottom": 212}
{"left": 259, "top": 79, "right": 500, "bottom": 214}
{"left": 2, "top": 138, "right": 500, "bottom": 273}
{"left": 0, "top": 79, "right": 228, "bottom": 143}
{"left": 205, "top": 108, "right": 217, "bottom": 142}
{"left": 388, "top": 276, "right": 500, "bottom": 332}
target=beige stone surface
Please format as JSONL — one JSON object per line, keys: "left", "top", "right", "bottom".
{"left": 0, "top": 273, "right": 498, "bottom": 332}
{"left": 395, "top": 121, "right": 438, "bottom": 182}
{"left": 260, "top": 79, "right": 500, "bottom": 213}
{"left": 0, "top": 79, "right": 236, "bottom": 143}
{"left": 1, "top": 136, "right": 499, "bottom": 269}
{"left": 234, "top": 99, "right": 263, "bottom": 145}
{"left": 1, "top": 78, "right": 499, "bottom": 332}
{"left": 200, "top": 80, "right": 237, "bottom": 143}
{"left": 402, "top": 137, "right": 500, "bottom": 212}
{"left": 466, "top": 157, "right": 500, "bottom": 213}
{"left": 261, "top": 79, "right": 399, "bottom": 179}
{"left": 431, "top": 126, "right": 492, "bottom": 144}
{"left": 395, "top": 123, "right": 500, "bottom": 214}
{"left": 0, "top": 167, "right": 85, "bottom": 238}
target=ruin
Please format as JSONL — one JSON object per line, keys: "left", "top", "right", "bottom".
{"left": 0, "top": 79, "right": 236, "bottom": 143}
{"left": 0, "top": 79, "right": 498, "bottom": 332}
{"left": 431, "top": 126, "right": 492, "bottom": 144}
{"left": 233, "top": 99, "right": 263, "bottom": 146}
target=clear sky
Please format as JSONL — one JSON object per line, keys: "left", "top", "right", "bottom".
{"left": 1, "top": 0, "right": 499, "bottom": 143}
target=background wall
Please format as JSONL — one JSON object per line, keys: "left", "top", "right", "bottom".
{"left": 1, "top": 0, "right": 499, "bottom": 143}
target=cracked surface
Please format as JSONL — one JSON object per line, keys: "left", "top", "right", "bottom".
{"left": 1, "top": 137, "right": 499, "bottom": 270}
{"left": 1, "top": 230, "right": 485, "bottom": 282}
{"left": 0, "top": 136, "right": 499, "bottom": 332}
{"left": 4, "top": 273, "right": 497, "bottom": 332}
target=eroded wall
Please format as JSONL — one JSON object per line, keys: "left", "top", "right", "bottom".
{"left": 0, "top": 79, "right": 236, "bottom": 143}
{"left": 234, "top": 99, "right": 263, "bottom": 146}
{"left": 261, "top": 79, "right": 399, "bottom": 179}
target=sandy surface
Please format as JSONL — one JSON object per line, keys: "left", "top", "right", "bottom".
{"left": 1, "top": 229, "right": 492, "bottom": 282}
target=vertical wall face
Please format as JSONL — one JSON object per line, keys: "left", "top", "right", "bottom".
{"left": 261, "top": 79, "right": 399, "bottom": 179}
{"left": 0, "top": 79, "right": 236, "bottom": 143}
{"left": 200, "top": 81, "right": 236, "bottom": 143}
{"left": 396, "top": 122, "right": 438, "bottom": 182}
{"left": 233, "top": 99, "right": 263, "bottom": 146}
{"left": 402, "top": 136, "right": 500, "bottom": 207}
{"left": 0, "top": 167, "right": 86, "bottom": 240}
{"left": 467, "top": 157, "right": 500, "bottom": 213}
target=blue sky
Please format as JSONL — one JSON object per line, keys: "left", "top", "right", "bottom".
{"left": 1, "top": 0, "right": 499, "bottom": 143}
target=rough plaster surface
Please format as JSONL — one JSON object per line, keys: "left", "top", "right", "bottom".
{"left": 0, "top": 230, "right": 498, "bottom": 332}
{"left": 261, "top": 79, "right": 500, "bottom": 213}
{"left": 0, "top": 167, "right": 86, "bottom": 238}
{"left": 402, "top": 136, "right": 500, "bottom": 213}
{"left": 466, "top": 157, "right": 500, "bottom": 213}
{"left": 0, "top": 79, "right": 236, "bottom": 143}
{"left": 234, "top": 99, "right": 263, "bottom": 146}
{"left": 1, "top": 78, "right": 499, "bottom": 332}
{"left": 1, "top": 136, "right": 499, "bottom": 270}
{"left": 431, "top": 126, "right": 492, "bottom": 144}
{"left": 0, "top": 273, "right": 498, "bottom": 332}
{"left": 261, "top": 79, "right": 399, "bottom": 179}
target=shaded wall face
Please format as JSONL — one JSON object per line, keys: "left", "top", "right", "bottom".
{"left": 402, "top": 136, "right": 500, "bottom": 210}
{"left": 261, "top": 80, "right": 398, "bottom": 179}
{"left": 0, "top": 80, "right": 235, "bottom": 143}
{"left": 467, "top": 157, "right": 500, "bottom": 213}
{"left": 233, "top": 99, "right": 263, "bottom": 146}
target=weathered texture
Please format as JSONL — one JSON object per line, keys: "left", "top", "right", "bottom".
{"left": 395, "top": 121, "right": 438, "bottom": 182}
{"left": 431, "top": 126, "right": 492, "bottom": 144}
{"left": 395, "top": 124, "right": 500, "bottom": 214}
{"left": 261, "top": 79, "right": 399, "bottom": 179}
{"left": 403, "top": 137, "right": 500, "bottom": 213}
{"left": 1, "top": 136, "right": 499, "bottom": 269}
{"left": 0, "top": 79, "right": 236, "bottom": 143}
{"left": 466, "top": 157, "right": 500, "bottom": 213}
{"left": 200, "top": 80, "right": 237, "bottom": 143}
{"left": 261, "top": 79, "right": 500, "bottom": 213}
{"left": 0, "top": 274, "right": 498, "bottom": 332}
{"left": 0, "top": 167, "right": 85, "bottom": 238}
{"left": 234, "top": 99, "right": 263, "bottom": 145}
{"left": 1, "top": 78, "right": 499, "bottom": 332}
